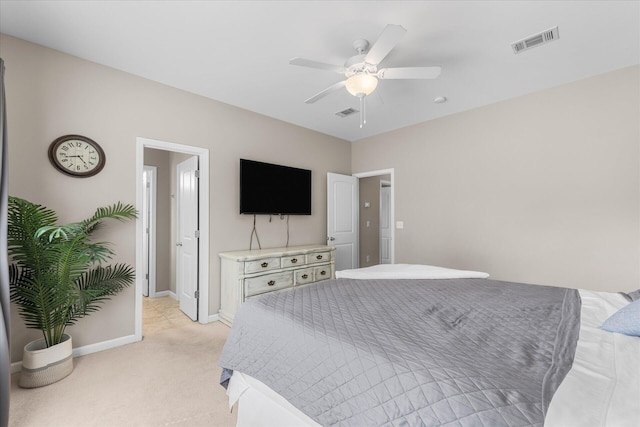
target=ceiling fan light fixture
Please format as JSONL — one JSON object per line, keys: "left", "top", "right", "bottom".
{"left": 345, "top": 73, "right": 378, "bottom": 97}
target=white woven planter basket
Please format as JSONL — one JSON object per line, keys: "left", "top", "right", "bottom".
{"left": 19, "top": 334, "right": 73, "bottom": 388}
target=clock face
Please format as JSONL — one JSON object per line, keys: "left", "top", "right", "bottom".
{"left": 48, "top": 135, "right": 106, "bottom": 177}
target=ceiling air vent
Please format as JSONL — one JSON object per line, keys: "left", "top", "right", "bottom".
{"left": 511, "top": 26, "right": 559, "bottom": 54}
{"left": 335, "top": 108, "right": 358, "bottom": 118}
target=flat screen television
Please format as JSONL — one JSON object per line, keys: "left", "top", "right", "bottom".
{"left": 240, "top": 159, "right": 312, "bottom": 215}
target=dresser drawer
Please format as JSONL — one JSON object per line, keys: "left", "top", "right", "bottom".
{"left": 244, "top": 257, "right": 281, "bottom": 274}
{"left": 308, "top": 252, "right": 331, "bottom": 264}
{"left": 313, "top": 265, "right": 331, "bottom": 282}
{"left": 245, "top": 271, "right": 293, "bottom": 297}
{"left": 282, "top": 255, "right": 305, "bottom": 268}
{"left": 295, "top": 268, "right": 314, "bottom": 285}
{"left": 220, "top": 245, "right": 335, "bottom": 326}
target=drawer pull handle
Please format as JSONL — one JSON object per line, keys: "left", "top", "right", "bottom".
{"left": 320, "top": 270, "right": 326, "bottom": 276}
{"left": 267, "top": 280, "right": 276, "bottom": 286}
{"left": 291, "top": 258, "right": 298, "bottom": 264}
{"left": 316, "top": 255, "right": 323, "bottom": 260}
{"left": 301, "top": 274, "right": 309, "bottom": 279}
{"left": 261, "top": 262, "right": 268, "bottom": 268}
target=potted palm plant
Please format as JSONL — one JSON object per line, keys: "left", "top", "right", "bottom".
{"left": 7, "top": 196, "right": 136, "bottom": 388}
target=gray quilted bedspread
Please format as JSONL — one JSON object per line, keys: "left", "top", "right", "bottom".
{"left": 219, "top": 278, "right": 581, "bottom": 426}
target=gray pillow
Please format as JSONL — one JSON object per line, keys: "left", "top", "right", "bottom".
{"left": 626, "top": 289, "right": 640, "bottom": 302}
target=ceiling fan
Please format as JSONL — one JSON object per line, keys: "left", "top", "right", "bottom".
{"left": 290, "top": 24, "right": 441, "bottom": 128}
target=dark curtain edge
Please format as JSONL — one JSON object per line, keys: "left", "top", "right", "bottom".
{"left": 0, "top": 57, "right": 10, "bottom": 427}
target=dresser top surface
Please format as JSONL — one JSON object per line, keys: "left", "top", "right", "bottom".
{"left": 219, "top": 244, "right": 335, "bottom": 261}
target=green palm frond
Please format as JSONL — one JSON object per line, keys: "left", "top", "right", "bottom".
{"left": 82, "top": 202, "right": 137, "bottom": 228}
{"left": 7, "top": 196, "right": 58, "bottom": 240}
{"left": 7, "top": 196, "right": 58, "bottom": 273}
{"left": 7, "top": 196, "right": 136, "bottom": 347}
{"left": 71, "top": 264, "right": 135, "bottom": 318}
{"left": 36, "top": 222, "right": 85, "bottom": 242}
{"left": 81, "top": 242, "right": 115, "bottom": 264}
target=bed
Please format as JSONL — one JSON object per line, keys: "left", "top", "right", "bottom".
{"left": 218, "top": 265, "right": 640, "bottom": 427}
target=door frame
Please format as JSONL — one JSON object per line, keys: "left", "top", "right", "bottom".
{"left": 353, "top": 169, "right": 395, "bottom": 265}
{"left": 142, "top": 165, "right": 157, "bottom": 297}
{"left": 135, "top": 137, "right": 210, "bottom": 342}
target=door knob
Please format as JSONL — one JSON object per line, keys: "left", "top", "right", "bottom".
{"left": 176, "top": 242, "right": 183, "bottom": 247}
{"left": 327, "top": 237, "right": 335, "bottom": 241}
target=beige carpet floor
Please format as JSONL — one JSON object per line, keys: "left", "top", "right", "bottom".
{"left": 9, "top": 320, "right": 238, "bottom": 427}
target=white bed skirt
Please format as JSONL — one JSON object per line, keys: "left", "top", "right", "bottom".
{"left": 227, "top": 370, "right": 320, "bottom": 427}
{"left": 227, "top": 289, "right": 640, "bottom": 427}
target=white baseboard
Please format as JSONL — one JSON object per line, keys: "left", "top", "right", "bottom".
{"left": 10, "top": 334, "right": 138, "bottom": 374}
{"left": 72, "top": 334, "right": 137, "bottom": 358}
{"left": 152, "top": 290, "right": 177, "bottom": 300}
{"left": 11, "top": 311, "right": 218, "bottom": 374}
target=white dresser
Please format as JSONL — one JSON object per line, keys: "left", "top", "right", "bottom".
{"left": 219, "top": 245, "right": 335, "bottom": 326}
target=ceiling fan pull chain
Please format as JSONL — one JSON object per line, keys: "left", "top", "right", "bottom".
{"left": 359, "top": 94, "right": 364, "bottom": 128}
{"left": 363, "top": 95, "right": 367, "bottom": 125}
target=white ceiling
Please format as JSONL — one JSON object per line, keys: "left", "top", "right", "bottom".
{"left": 0, "top": 1, "right": 638, "bottom": 142}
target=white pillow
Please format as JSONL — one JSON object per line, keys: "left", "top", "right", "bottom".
{"left": 335, "top": 264, "right": 489, "bottom": 280}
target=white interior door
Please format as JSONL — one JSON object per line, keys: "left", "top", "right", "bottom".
{"left": 327, "top": 172, "right": 358, "bottom": 271}
{"left": 176, "top": 156, "right": 199, "bottom": 321}
{"left": 142, "top": 166, "right": 157, "bottom": 297}
{"left": 380, "top": 182, "right": 391, "bottom": 264}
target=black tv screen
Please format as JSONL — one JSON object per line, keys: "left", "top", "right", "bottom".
{"left": 240, "top": 159, "right": 312, "bottom": 215}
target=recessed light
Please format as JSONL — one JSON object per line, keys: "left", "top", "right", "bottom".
{"left": 434, "top": 96, "right": 447, "bottom": 104}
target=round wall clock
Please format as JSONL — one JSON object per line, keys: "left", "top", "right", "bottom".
{"left": 48, "top": 134, "right": 106, "bottom": 178}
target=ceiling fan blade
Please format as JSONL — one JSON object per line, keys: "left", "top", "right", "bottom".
{"left": 289, "top": 57, "right": 345, "bottom": 73}
{"left": 364, "top": 24, "right": 407, "bottom": 65}
{"left": 377, "top": 66, "right": 442, "bottom": 79}
{"left": 304, "top": 80, "right": 346, "bottom": 104}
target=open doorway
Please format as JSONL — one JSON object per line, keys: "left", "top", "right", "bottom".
{"left": 141, "top": 149, "right": 198, "bottom": 334}
{"left": 135, "top": 137, "right": 210, "bottom": 342}
{"left": 357, "top": 174, "right": 391, "bottom": 267}
{"left": 327, "top": 169, "right": 395, "bottom": 271}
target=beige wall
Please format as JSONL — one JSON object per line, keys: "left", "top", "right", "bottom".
{"left": 353, "top": 65, "right": 640, "bottom": 292}
{"left": 359, "top": 174, "right": 390, "bottom": 267}
{"left": 3, "top": 34, "right": 351, "bottom": 362}
{"left": 5, "top": 31, "right": 637, "bottom": 362}
{"left": 143, "top": 148, "right": 171, "bottom": 293}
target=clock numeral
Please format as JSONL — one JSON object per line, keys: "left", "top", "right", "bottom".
{"left": 61, "top": 159, "right": 68, "bottom": 163}
{"left": 76, "top": 166, "right": 81, "bottom": 171}
{"left": 75, "top": 142, "right": 82, "bottom": 147}
{"left": 62, "top": 146, "right": 69, "bottom": 151}
{"left": 67, "top": 142, "right": 74, "bottom": 148}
